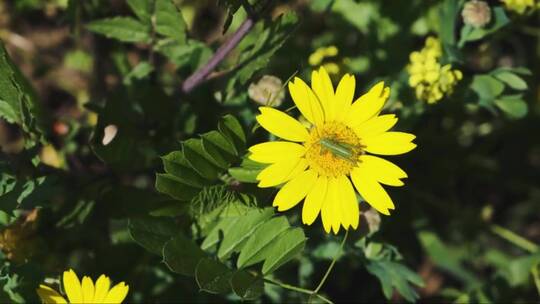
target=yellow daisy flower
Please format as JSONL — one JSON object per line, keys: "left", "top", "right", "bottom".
{"left": 36, "top": 269, "right": 129, "bottom": 304}
{"left": 249, "top": 66, "right": 416, "bottom": 234}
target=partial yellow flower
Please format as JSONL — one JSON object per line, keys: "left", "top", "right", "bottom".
{"left": 249, "top": 66, "right": 416, "bottom": 234}
{"left": 407, "top": 37, "right": 462, "bottom": 104}
{"left": 501, "top": 0, "right": 535, "bottom": 14}
{"left": 309, "top": 46, "right": 341, "bottom": 75}
{"left": 36, "top": 269, "right": 129, "bottom": 304}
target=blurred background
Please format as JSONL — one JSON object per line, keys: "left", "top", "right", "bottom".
{"left": 0, "top": 0, "right": 539, "bottom": 303}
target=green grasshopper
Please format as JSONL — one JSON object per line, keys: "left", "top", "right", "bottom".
{"left": 319, "top": 138, "right": 362, "bottom": 163}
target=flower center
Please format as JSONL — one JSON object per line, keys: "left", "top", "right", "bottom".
{"left": 304, "top": 122, "right": 364, "bottom": 177}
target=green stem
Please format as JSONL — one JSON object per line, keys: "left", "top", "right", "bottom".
{"left": 532, "top": 265, "right": 540, "bottom": 297}
{"left": 313, "top": 229, "right": 349, "bottom": 294}
{"left": 263, "top": 277, "right": 334, "bottom": 304}
{"left": 490, "top": 224, "right": 539, "bottom": 253}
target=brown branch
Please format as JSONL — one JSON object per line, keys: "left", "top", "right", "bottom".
{"left": 181, "top": 18, "right": 255, "bottom": 93}
{"left": 181, "top": 0, "right": 273, "bottom": 94}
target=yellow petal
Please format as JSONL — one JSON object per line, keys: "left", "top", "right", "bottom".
{"left": 319, "top": 177, "right": 338, "bottom": 233}
{"left": 63, "top": 269, "right": 83, "bottom": 304}
{"left": 363, "top": 132, "right": 416, "bottom": 155}
{"left": 345, "top": 82, "right": 389, "bottom": 127}
{"left": 36, "top": 285, "right": 68, "bottom": 304}
{"left": 103, "top": 282, "right": 129, "bottom": 304}
{"left": 81, "top": 276, "right": 95, "bottom": 303}
{"left": 302, "top": 176, "right": 327, "bottom": 225}
{"left": 337, "top": 176, "right": 359, "bottom": 229}
{"left": 248, "top": 141, "right": 305, "bottom": 164}
{"left": 334, "top": 74, "right": 355, "bottom": 122}
{"left": 325, "top": 177, "right": 342, "bottom": 234}
{"left": 288, "top": 77, "right": 324, "bottom": 125}
{"left": 93, "top": 275, "right": 111, "bottom": 303}
{"left": 354, "top": 114, "right": 397, "bottom": 138}
{"left": 350, "top": 168, "right": 395, "bottom": 215}
{"left": 256, "top": 107, "right": 309, "bottom": 142}
{"left": 358, "top": 155, "right": 408, "bottom": 186}
{"left": 257, "top": 158, "right": 308, "bottom": 188}
{"left": 273, "top": 169, "right": 317, "bottom": 211}
{"left": 311, "top": 67, "right": 335, "bottom": 121}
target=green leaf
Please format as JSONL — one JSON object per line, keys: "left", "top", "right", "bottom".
{"left": 201, "top": 217, "right": 238, "bottom": 251}
{"left": 155, "top": 0, "right": 187, "bottom": 44}
{"left": 225, "top": 12, "right": 298, "bottom": 91}
{"left": 0, "top": 41, "right": 46, "bottom": 140}
{"left": 163, "top": 234, "right": 206, "bottom": 276}
{"left": 217, "top": 208, "right": 274, "bottom": 260}
{"left": 128, "top": 216, "right": 180, "bottom": 255}
{"left": 493, "top": 71, "right": 528, "bottom": 90}
{"left": 471, "top": 74, "right": 505, "bottom": 101}
{"left": 498, "top": 253, "right": 540, "bottom": 287}
{"left": 201, "top": 131, "right": 237, "bottom": 164}
{"left": 182, "top": 139, "right": 221, "bottom": 180}
{"left": 366, "top": 260, "right": 424, "bottom": 303}
{"left": 161, "top": 151, "right": 209, "bottom": 188}
{"left": 237, "top": 217, "right": 290, "bottom": 268}
{"left": 228, "top": 158, "right": 266, "bottom": 183}
{"left": 127, "top": 0, "right": 152, "bottom": 23}
{"left": 230, "top": 270, "right": 264, "bottom": 301}
{"left": 155, "top": 173, "right": 200, "bottom": 201}
{"left": 123, "top": 61, "right": 154, "bottom": 85}
{"left": 439, "top": 0, "right": 462, "bottom": 47}
{"left": 87, "top": 17, "right": 151, "bottom": 43}
{"left": 417, "top": 230, "right": 479, "bottom": 284}
{"left": 494, "top": 97, "right": 528, "bottom": 119}
{"left": 218, "top": 115, "right": 246, "bottom": 154}
{"left": 262, "top": 228, "right": 307, "bottom": 275}
{"left": 195, "top": 258, "right": 233, "bottom": 294}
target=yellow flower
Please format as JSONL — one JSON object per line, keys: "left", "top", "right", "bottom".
{"left": 249, "top": 67, "right": 416, "bottom": 234}
{"left": 37, "top": 269, "right": 129, "bottom": 303}
{"left": 309, "top": 46, "right": 341, "bottom": 75}
{"left": 407, "top": 37, "right": 462, "bottom": 104}
{"left": 501, "top": 0, "right": 535, "bottom": 14}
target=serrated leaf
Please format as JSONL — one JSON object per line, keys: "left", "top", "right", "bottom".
{"left": 201, "top": 136, "right": 230, "bottom": 170}
{"left": 366, "top": 260, "right": 423, "bottom": 303}
{"left": 127, "top": 0, "right": 152, "bottom": 23}
{"left": 493, "top": 72, "right": 527, "bottom": 90}
{"left": 128, "top": 216, "right": 179, "bottom": 255}
{"left": 217, "top": 208, "right": 274, "bottom": 260}
{"left": 195, "top": 258, "right": 233, "bottom": 294}
{"left": 262, "top": 227, "right": 306, "bottom": 275}
{"left": 161, "top": 151, "right": 209, "bottom": 188}
{"left": 182, "top": 139, "right": 221, "bottom": 180}
{"left": 218, "top": 115, "right": 246, "bottom": 154}
{"left": 155, "top": 0, "right": 187, "bottom": 44}
{"left": 123, "top": 61, "right": 154, "bottom": 85}
{"left": 494, "top": 97, "right": 528, "bottom": 119}
{"left": 163, "top": 234, "right": 206, "bottom": 276}
{"left": 87, "top": 17, "right": 151, "bottom": 43}
{"left": 0, "top": 41, "right": 46, "bottom": 140}
{"left": 230, "top": 270, "right": 264, "bottom": 301}
{"left": 237, "top": 217, "right": 290, "bottom": 268}
{"left": 155, "top": 173, "right": 200, "bottom": 201}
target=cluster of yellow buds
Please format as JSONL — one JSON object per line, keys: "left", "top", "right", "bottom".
{"left": 407, "top": 37, "right": 463, "bottom": 104}
{"left": 501, "top": 0, "right": 535, "bottom": 14}
{"left": 308, "top": 46, "right": 340, "bottom": 75}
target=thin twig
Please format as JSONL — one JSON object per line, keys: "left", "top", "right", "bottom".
{"left": 181, "top": 0, "right": 272, "bottom": 93}
{"left": 313, "top": 230, "right": 349, "bottom": 294}
{"left": 181, "top": 18, "right": 255, "bottom": 93}
{"left": 263, "top": 277, "right": 334, "bottom": 304}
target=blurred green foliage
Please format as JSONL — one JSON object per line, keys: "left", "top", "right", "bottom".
{"left": 0, "top": 0, "right": 539, "bottom": 303}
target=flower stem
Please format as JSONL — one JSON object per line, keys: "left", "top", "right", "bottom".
{"left": 313, "top": 229, "right": 349, "bottom": 294}
{"left": 263, "top": 277, "right": 334, "bottom": 304}
{"left": 490, "top": 224, "right": 539, "bottom": 253}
